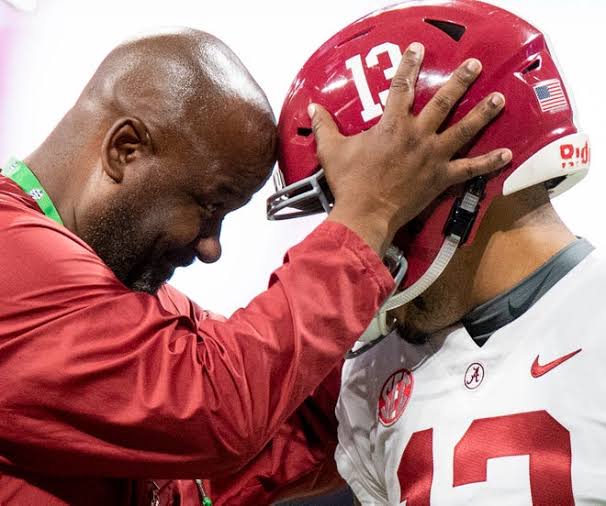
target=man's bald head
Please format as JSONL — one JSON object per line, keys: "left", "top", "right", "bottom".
{"left": 29, "top": 29, "right": 277, "bottom": 293}
{"left": 80, "top": 29, "right": 273, "bottom": 157}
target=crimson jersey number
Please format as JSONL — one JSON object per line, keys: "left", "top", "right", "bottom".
{"left": 397, "top": 410, "right": 574, "bottom": 505}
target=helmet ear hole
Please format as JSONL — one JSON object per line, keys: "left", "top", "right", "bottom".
{"left": 297, "top": 127, "right": 313, "bottom": 137}
{"left": 424, "top": 19, "right": 466, "bottom": 41}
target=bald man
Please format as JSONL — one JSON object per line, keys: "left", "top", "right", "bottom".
{"left": 0, "top": 30, "right": 509, "bottom": 504}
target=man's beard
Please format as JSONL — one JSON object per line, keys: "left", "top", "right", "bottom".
{"left": 79, "top": 201, "right": 169, "bottom": 294}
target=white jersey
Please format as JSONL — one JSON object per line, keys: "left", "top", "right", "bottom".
{"left": 335, "top": 250, "right": 606, "bottom": 505}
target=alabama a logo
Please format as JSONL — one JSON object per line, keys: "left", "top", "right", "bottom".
{"left": 378, "top": 368, "right": 413, "bottom": 426}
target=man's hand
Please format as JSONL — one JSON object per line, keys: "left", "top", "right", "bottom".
{"left": 312, "top": 42, "right": 511, "bottom": 255}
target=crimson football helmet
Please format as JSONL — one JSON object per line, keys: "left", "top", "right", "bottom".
{"left": 267, "top": 0, "right": 590, "bottom": 341}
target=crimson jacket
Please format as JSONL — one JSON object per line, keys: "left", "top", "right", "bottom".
{"left": 0, "top": 176, "right": 393, "bottom": 505}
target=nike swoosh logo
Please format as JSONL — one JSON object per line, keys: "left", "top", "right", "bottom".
{"left": 508, "top": 268, "right": 553, "bottom": 320}
{"left": 531, "top": 348, "right": 582, "bottom": 378}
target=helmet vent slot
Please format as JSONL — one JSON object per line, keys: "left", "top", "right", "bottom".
{"left": 335, "top": 26, "right": 375, "bottom": 48}
{"left": 297, "top": 127, "right": 313, "bottom": 137}
{"left": 522, "top": 58, "right": 542, "bottom": 74}
{"left": 424, "top": 19, "right": 466, "bottom": 41}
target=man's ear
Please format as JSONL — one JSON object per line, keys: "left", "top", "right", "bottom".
{"left": 101, "top": 117, "right": 153, "bottom": 183}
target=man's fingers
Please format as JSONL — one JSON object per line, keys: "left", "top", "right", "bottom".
{"left": 418, "top": 58, "right": 482, "bottom": 133}
{"left": 308, "top": 103, "right": 341, "bottom": 154}
{"left": 440, "top": 92, "right": 505, "bottom": 154}
{"left": 446, "top": 149, "right": 512, "bottom": 186}
{"left": 381, "top": 42, "right": 424, "bottom": 126}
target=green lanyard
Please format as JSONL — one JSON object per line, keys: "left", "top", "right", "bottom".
{"left": 1, "top": 158, "right": 64, "bottom": 226}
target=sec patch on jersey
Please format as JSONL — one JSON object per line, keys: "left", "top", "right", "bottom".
{"left": 378, "top": 368, "right": 414, "bottom": 426}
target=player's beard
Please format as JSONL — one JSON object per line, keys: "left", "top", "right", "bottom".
{"left": 395, "top": 288, "right": 472, "bottom": 345}
{"left": 395, "top": 322, "right": 429, "bottom": 345}
{"left": 395, "top": 320, "right": 430, "bottom": 346}
{"left": 79, "top": 198, "right": 170, "bottom": 295}
{"left": 391, "top": 297, "right": 431, "bottom": 345}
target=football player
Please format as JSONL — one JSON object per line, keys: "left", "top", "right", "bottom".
{"left": 268, "top": 1, "right": 596, "bottom": 504}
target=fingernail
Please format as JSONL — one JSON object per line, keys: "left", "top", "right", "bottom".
{"left": 490, "top": 93, "right": 504, "bottom": 107}
{"left": 500, "top": 149, "right": 512, "bottom": 163}
{"left": 466, "top": 58, "right": 481, "bottom": 73}
{"left": 307, "top": 103, "right": 316, "bottom": 118}
{"left": 408, "top": 42, "right": 424, "bottom": 60}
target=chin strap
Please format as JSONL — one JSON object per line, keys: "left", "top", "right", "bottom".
{"left": 357, "top": 235, "right": 460, "bottom": 343}
{"left": 358, "top": 246, "right": 407, "bottom": 343}
{"left": 358, "top": 181, "right": 484, "bottom": 345}
{"left": 384, "top": 234, "right": 461, "bottom": 311}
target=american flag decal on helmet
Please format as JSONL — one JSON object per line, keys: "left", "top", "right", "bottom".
{"left": 533, "top": 79, "right": 568, "bottom": 113}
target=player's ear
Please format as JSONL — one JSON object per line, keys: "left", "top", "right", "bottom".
{"left": 101, "top": 117, "right": 153, "bottom": 183}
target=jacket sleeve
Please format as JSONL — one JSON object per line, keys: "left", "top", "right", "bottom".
{"left": 205, "top": 363, "right": 346, "bottom": 505}
{"left": 0, "top": 204, "right": 393, "bottom": 479}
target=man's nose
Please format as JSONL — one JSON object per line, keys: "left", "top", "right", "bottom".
{"left": 195, "top": 236, "right": 222, "bottom": 263}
